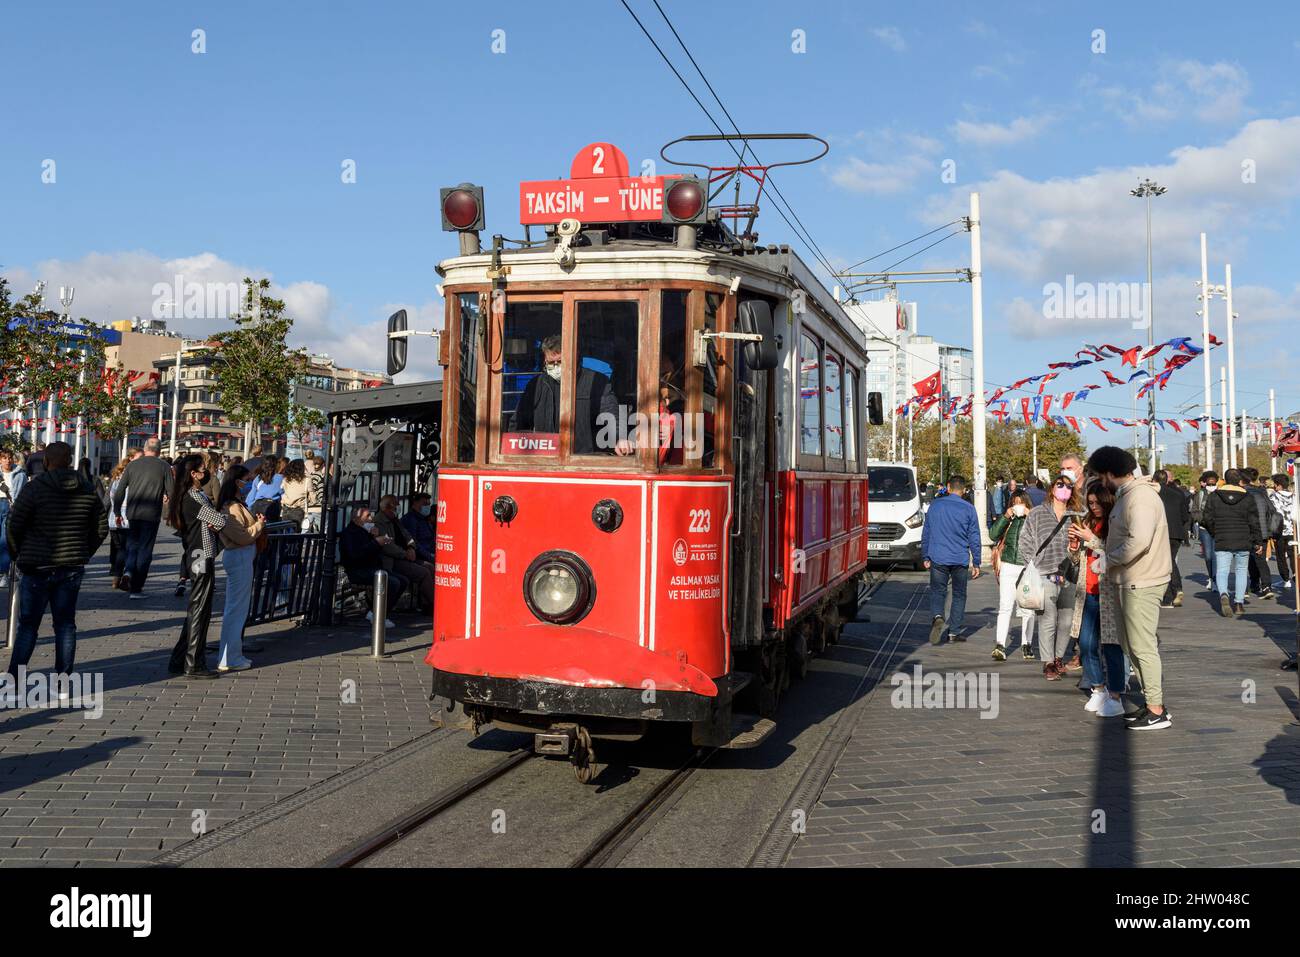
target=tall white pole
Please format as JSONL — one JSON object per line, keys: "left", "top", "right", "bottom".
{"left": 1225, "top": 264, "right": 1237, "bottom": 468}
{"left": 1270, "top": 388, "right": 1278, "bottom": 475}
{"left": 1241, "top": 409, "right": 1249, "bottom": 469}
{"left": 1032, "top": 429, "right": 1038, "bottom": 478}
{"left": 1220, "top": 367, "right": 1229, "bottom": 470}
{"left": 969, "top": 192, "right": 989, "bottom": 548}
{"left": 1199, "top": 233, "right": 1212, "bottom": 471}
{"left": 1145, "top": 191, "right": 1156, "bottom": 470}
{"left": 889, "top": 339, "right": 898, "bottom": 461}
{"left": 169, "top": 343, "right": 183, "bottom": 458}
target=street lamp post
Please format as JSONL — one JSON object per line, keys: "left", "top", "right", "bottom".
{"left": 1224, "top": 265, "right": 1239, "bottom": 468}
{"left": 1131, "top": 179, "right": 1166, "bottom": 472}
{"left": 1196, "top": 233, "right": 1213, "bottom": 471}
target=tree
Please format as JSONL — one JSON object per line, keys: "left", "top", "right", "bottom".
{"left": 210, "top": 278, "right": 310, "bottom": 456}
{"left": 882, "top": 414, "right": 1084, "bottom": 487}
{"left": 282, "top": 402, "right": 327, "bottom": 456}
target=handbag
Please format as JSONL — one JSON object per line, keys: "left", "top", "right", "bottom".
{"left": 1015, "top": 515, "right": 1071, "bottom": 611}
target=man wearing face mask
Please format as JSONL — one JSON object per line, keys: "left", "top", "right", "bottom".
{"left": 401, "top": 492, "right": 438, "bottom": 563}
{"left": 1080, "top": 446, "right": 1172, "bottom": 731}
{"left": 512, "top": 335, "right": 626, "bottom": 455}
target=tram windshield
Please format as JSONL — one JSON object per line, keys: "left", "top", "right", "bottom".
{"left": 500, "top": 299, "right": 638, "bottom": 457}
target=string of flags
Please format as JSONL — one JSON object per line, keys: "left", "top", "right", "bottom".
{"left": 898, "top": 332, "right": 1229, "bottom": 432}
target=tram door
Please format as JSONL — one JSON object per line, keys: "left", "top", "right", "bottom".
{"left": 728, "top": 294, "right": 774, "bottom": 652}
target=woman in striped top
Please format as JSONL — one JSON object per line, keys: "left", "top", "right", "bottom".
{"left": 166, "top": 454, "right": 227, "bottom": 679}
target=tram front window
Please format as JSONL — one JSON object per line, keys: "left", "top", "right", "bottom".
{"left": 500, "top": 299, "right": 637, "bottom": 458}
{"left": 502, "top": 301, "right": 563, "bottom": 456}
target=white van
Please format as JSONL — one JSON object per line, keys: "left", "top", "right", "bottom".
{"left": 866, "top": 462, "right": 925, "bottom": 570}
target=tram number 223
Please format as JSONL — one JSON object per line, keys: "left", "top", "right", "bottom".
{"left": 688, "top": 508, "right": 712, "bottom": 534}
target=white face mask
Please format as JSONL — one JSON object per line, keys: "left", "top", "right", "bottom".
{"left": 1012, "top": 504, "right": 1027, "bottom": 517}
{"left": 545, "top": 362, "right": 561, "bottom": 381}
{"left": 362, "top": 522, "right": 375, "bottom": 532}
{"left": 1061, "top": 467, "right": 1078, "bottom": 483}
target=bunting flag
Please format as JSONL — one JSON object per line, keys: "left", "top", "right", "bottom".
{"left": 1066, "top": 416, "right": 1080, "bottom": 432}
{"left": 1061, "top": 391, "right": 1074, "bottom": 410}
{"left": 1041, "top": 395, "right": 1053, "bottom": 417}
{"left": 913, "top": 371, "right": 941, "bottom": 397}
{"left": 991, "top": 401, "right": 1010, "bottom": 422}
{"left": 1121, "top": 346, "right": 1141, "bottom": 367}
{"left": 1021, "top": 397, "right": 1033, "bottom": 425}
{"left": 1128, "top": 369, "right": 1151, "bottom": 382}
{"left": 1037, "top": 373, "right": 1058, "bottom": 394}
{"left": 1103, "top": 370, "right": 1125, "bottom": 386}
{"left": 1169, "top": 420, "right": 1182, "bottom": 433}
{"left": 1090, "top": 417, "right": 1107, "bottom": 431}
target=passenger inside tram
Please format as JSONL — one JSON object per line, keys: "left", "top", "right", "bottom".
{"left": 509, "top": 333, "right": 633, "bottom": 455}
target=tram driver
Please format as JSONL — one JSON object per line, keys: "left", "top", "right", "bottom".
{"left": 511, "top": 334, "right": 633, "bottom": 455}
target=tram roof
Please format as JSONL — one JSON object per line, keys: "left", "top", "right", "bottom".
{"left": 293, "top": 379, "right": 442, "bottom": 420}
{"left": 436, "top": 239, "right": 870, "bottom": 360}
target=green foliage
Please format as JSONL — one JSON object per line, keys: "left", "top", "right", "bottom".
{"left": 210, "top": 278, "right": 310, "bottom": 454}
{"left": 868, "top": 416, "right": 1085, "bottom": 487}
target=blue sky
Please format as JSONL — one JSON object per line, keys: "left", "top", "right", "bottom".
{"left": 4, "top": 1, "right": 1299, "bottom": 453}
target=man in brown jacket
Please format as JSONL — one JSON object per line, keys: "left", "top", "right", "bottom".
{"left": 1083, "top": 447, "right": 1172, "bottom": 730}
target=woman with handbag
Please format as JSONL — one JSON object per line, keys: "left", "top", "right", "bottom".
{"left": 279, "top": 458, "right": 310, "bottom": 529}
{"left": 1067, "top": 481, "right": 1128, "bottom": 717}
{"left": 167, "top": 454, "right": 227, "bottom": 679}
{"left": 1016, "top": 470, "right": 1083, "bottom": 680}
{"left": 989, "top": 490, "right": 1037, "bottom": 661}
{"left": 216, "top": 465, "right": 265, "bottom": 672}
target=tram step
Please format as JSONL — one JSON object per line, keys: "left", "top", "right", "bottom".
{"left": 722, "top": 713, "right": 776, "bottom": 750}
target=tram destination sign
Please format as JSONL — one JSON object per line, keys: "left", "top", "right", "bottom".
{"left": 519, "top": 142, "right": 679, "bottom": 226}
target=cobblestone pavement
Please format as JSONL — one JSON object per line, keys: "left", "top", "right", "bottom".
{"left": 0, "top": 540, "right": 435, "bottom": 866}
{"left": 787, "top": 552, "right": 1300, "bottom": 867}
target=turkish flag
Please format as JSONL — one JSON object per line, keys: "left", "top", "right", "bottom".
{"left": 1121, "top": 347, "right": 1141, "bottom": 367}
{"left": 1090, "top": 417, "right": 1107, "bottom": 431}
{"left": 913, "top": 372, "right": 941, "bottom": 397}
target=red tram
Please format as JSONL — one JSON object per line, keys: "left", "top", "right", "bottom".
{"left": 424, "top": 139, "right": 884, "bottom": 778}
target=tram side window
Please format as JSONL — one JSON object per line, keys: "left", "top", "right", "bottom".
{"left": 659, "top": 291, "right": 688, "bottom": 467}
{"left": 824, "top": 351, "right": 844, "bottom": 460}
{"left": 574, "top": 300, "right": 638, "bottom": 455}
{"left": 501, "top": 301, "right": 563, "bottom": 457}
{"left": 844, "top": 367, "right": 859, "bottom": 467}
{"left": 799, "top": 333, "right": 822, "bottom": 456}
{"left": 456, "top": 293, "right": 480, "bottom": 463}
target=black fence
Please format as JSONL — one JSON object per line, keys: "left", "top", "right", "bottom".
{"left": 248, "top": 523, "right": 328, "bottom": 626}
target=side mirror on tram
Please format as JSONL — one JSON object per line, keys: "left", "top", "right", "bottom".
{"left": 387, "top": 309, "right": 409, "bottom": 377}
{"left": 737, "top": 300, "right": 780, "bottom": 371}
{"left": 867, "top": 391, "right": 885, "bottom": 425}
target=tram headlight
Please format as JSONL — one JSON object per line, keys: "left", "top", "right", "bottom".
{"left": 440, "top": 183, "right": 485, "bottom": 231}
{"left": 523, "top": 551, "right": 595, "bottom": 625}
{"left": 662, "top": 176, "right": 708, "bottom": 224}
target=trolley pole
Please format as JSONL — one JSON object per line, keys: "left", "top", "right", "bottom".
{"left": 968, "top": 192, "right": 990, "bottom": 556}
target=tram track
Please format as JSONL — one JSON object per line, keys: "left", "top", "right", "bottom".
{"left": 320, "top": 748, "right": 534, "bottom": 868}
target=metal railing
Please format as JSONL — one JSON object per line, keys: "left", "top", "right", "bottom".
{"left": 248, "top": 525, "right": 328, "bottom": 626}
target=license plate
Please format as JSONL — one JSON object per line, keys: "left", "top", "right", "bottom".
{"left": 868, "top": 542, "right": 891, "bottom": 552}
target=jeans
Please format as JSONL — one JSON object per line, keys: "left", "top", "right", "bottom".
{"left": 1162, "top": 540, "right": 1182, "bottom": 603}
{"left": 219, "top": 545, "right": 255, "bottom": 668}
{"left": 0, "top": 500, "right": 9, "bottom": 576}
{"left": 123, "top": 519, "right": 161, "bottom": 592}
{"left": 1198, "top": 526, "right": 1216, "bottom": 587}
{"left": 994, "top": 561, "right": 1034, "bottom": 647}
{"left": 929, "top": 564, "right": 969, "bottom": 635}
{"left": 1215, "top": 550, "right": 1250, "bottom": 603}
{"left": 1101, "top": 645, "right": 1126, "bottom": 695}
{"left": 1078, "top": 591, "right": 1103, "bottom": 687}
{"left": 7, "top": 567, "right": 84, "bottom": 676}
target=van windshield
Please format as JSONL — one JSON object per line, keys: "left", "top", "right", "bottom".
{"left": 868, "top": 466, "right": 917, "bottom": 503}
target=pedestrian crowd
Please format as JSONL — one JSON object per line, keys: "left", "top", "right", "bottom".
{"left": 1, "top": 437, "right": 434, "bottom": 688}
{"left": 921, "top": 447, "right": 1297, "bottom": 732}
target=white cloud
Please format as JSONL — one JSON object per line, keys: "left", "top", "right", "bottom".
{"left": 1096, "top": 59, "right": 1251, "bottom": 126}
{"left": 952, "top": 114, "right": 1051, "bottom": 146}
{"left": 872, "top": 26, "right": 906, "bottom": 52}
{"left": 829, "top": 155, "right": 932, "bottom": 195}
{"left": 2, "top": 251, "right": 436, "bottom": 378}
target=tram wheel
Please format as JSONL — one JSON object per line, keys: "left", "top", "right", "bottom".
{"left": 756, "top": 640, "right": 784, "bottom": 718}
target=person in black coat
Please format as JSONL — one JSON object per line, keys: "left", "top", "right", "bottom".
{"left": 1154, "top": 470, "right": 1191, "bottom": 606}
{"left": 1241, "top": 468, "right": 1279, "bottom": 598}
{"left": 166, "top": 454, "right": 227, "bottom": 678}
{"left": 5, "top": 441, "right": 108, "bottom": 685}
{"left": 510, "top": 335, "right": 626, "bottom": 455}
{"left": 1201, "top": 468, "right": 1263, "bottom": 616}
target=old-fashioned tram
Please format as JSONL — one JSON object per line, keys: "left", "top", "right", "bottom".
{"left": 424, "top": 139, "right": 883, "bottom": 779}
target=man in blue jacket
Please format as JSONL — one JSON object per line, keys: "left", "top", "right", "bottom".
{"left": 921, "top": 474, "right": 983, "bottom": 644}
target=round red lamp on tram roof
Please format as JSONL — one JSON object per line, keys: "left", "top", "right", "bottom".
{"left": 443, "top": 189, "right": 481, "bottom": 229}
{"left": 664, "top": 179, "right": 705, "bottom": 222}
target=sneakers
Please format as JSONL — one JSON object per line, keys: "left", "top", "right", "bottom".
{"left": 1128, "top": 708, "right": 1172, "bottom": 731}
{"left": 366, "top": 610, "right": 396, "bottom": 630}
{"left": 1022, "top": 643, "right": 1036, "bottom": 660}
{"left": 1096, "top": 696, "right": 1126, "bottom": 718}
{"left": 0, "top": 575, "right": 8, "bottom": 589}
{"left": 1123, "top": 705, "right": 1148, "bottom": 722}
{"left": 217, "top": 660, "right": 252, "bottom": 673}
{"left": 1219, "top": 593, "right": 1232, "bottom": 618}
{"left": 129, "top": 593, "right": 145, "bottom": 601}
{"left": 1063, "top": 655, "right": 1083, "bottom": 674}
{"left": 1172, "top": 591, "right": 1183, "bottom": 607}
{"left": 950, "top": 631, "right": 967, "bottom": 643}
{"left": 1233, "top": 603, "right": 1245, "bottom": 618}
{"left": 991, "top": 645, "right": 1006, "bottom": 662}
{"left": 929, "top": 616, "right": 946, "bottom": 645}
{"left": 1084, "top": 689, "right": 1107, "bottom": 713}
{"left": 1259, "top": 588, "right": 1276, "bottom": 600}
{"left": 174, "top": 582, "right": 187, "bottom": 597}
{"left": 1044, "top": 659, "right": 1064, "bottom": 681}
{"left": 117, "top": 575, "right": 131, "bottom": 592}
